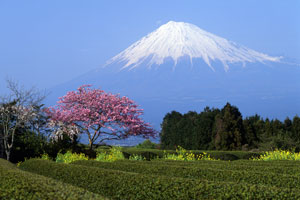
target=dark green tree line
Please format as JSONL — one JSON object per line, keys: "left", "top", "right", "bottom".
{"left": 160, "top": 103, "right": 300, "bottom": 151}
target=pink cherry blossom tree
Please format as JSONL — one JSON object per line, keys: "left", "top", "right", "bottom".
{"left": 45, "top": 85, "right": 157, "bottom": 150}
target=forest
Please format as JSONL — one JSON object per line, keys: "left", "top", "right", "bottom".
{"left": 160, "top": 102, "right": 300, "bottom": 151}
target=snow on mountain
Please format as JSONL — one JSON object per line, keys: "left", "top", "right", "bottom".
{"left": 106, "top": 21, "right": 281, "bottom": 71}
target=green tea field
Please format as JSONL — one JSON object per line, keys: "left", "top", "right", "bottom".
{"left": 1, "top": 158, "right": 298, "bottom": 199}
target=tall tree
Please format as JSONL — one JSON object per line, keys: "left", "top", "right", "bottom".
{"left": 263, "top": 118, "right": 273, "bottom": 137}
{"left": 177, "top": 112, "right": 197, "bottom": 149}
{"left": 10, "top": 128, "right": 48, "bottom": 163}
{"left": 284, "top": 117, "right": 293, "bottom": 133}
{"left": 194, "top": 107, "right": 220, "bottom": 150}
{"left": 271, "top": 119, "right": 283, "bottom": 136}
{"left": 0, "top": 80, "right": 45, "bottom": 161}
{"left": 243, "top": 114, "right": 262, "bottom": 148}
{"left": 213, "top": 103, "right": 245, "bottom": 150}
{"left": 292, "top": 116, "right": 300, "bottom": 142}
{"left": 160, "top": 111, "right": 182, "bottom": 149}
{"left": 46, "top": 85, "right": 157, "bottom": 150}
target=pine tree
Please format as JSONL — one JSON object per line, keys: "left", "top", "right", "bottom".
{"left": 213, "top": 103, "right": 245, "bottom": 150}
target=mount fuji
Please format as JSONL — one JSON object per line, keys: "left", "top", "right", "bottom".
{"left": 48, "top": 21, "right": 300, "bottom": 145}
{"left": 107, "top": 21, "right": 280, "bottom": 71}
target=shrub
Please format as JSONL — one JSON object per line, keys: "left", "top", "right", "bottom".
{"left": 40, "top": 153, "right": 51, "bottom": 160}
{"left": 211, "top": 153, "right": 239, "bottom": 161}
{"left": 81, "top": 148, "right": 97, "bottom": 159}
{"left": 10, "top": 130, "right": 48, "bottom": 163}
{"left": 140, "top": 151, "right": 159, "bottom": 161}
{"left": 56, "top": 151, "right": 89, "bottom": 164}
{"left": 163, "top": 146, "right": 216, "bottom": 161}
{"left": 253, "top": 149, "right": 300, "bottom": 161}
{"left": 129, "top": 154, "right": 146, "bottom": 161}
{"left": 122, "top": 151, "right": 131, "bottom": 159}
{"left": 135, "top": 139, "right": 159, "bottom": 149}
{"left": 43, "top": 133, "right": 83, "bottom": 160}
{"left": 95, "top": 146, "right": 125, "bottom": 162}
{"left": 242, "top": 152, "right": 261, "bottom": 160}
{"left": 95, "top": 145, "right": 112, "bottom": 150}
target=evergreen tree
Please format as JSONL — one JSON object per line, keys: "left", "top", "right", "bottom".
{"left": 243, "top": 114, "right": 263, "bottom": 148}
{"left": 160, "top": 111, "right": 182, "bottom": 149}
{"left": 264, "top": 118, "right": 273, "bottom": 137}
{"left": 271, "top": 119, "right": 283, "bottom": 136}
{"left": 292, "top": 116, "right": 300, "bottom": 141}
{"left": 177, "top": 111, "right": 197, "bottom": 149}
{"left": 10, "top": 128, "right": 48, "bottom": 163}
{"left": 213, "top": 103, "right": 245, "bottom": 150}
{"left": 194, "top": 107, "right": 220, "bottom": 150}
{"left": 284, "top": 117, "right": 293, "bottom": 133}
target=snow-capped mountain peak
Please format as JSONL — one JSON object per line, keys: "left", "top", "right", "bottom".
{"left": 106, "top": 21, "right": 281, "bottom": 71}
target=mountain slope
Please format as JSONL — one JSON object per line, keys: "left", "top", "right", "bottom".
{"left": 106, "top": 21, "right": 281, "bottom": 71}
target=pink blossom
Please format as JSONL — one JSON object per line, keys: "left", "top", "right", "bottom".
{"left": 46, "top": 85, "right": 157, "bottom": 149}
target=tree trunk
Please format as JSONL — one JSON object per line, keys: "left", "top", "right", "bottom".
{"left": 0, "top": 136, "right": 4, "bottom": 159}
{"left": 89, "top": 139, "right": 93, "bottom": 151}
{"left": 5, "top": 147, "right": 10, "bottom": 161}
{"left": 4, "top": 138, "right": 12, "bottom": 161}
{"left": 87, "top": 130, "right": 94, "bottom": 151}
{"left": 3, "top": 128, "right": 16, "bottom": 161}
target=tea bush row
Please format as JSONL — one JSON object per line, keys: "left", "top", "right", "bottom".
{"left": 0, "top": 159, "right": 106, "bottom": 200}
{"left": 0, "top": 157, "right": 18, "bottom": 170}
{"left": 150, "top": 158, "right": 300, "bottom": 168}
{"left": 72, "top": 160, "right": 300, "bottom": 189}
{"left": 98, "top": 145, "right": 258, "bottom": 161}
{"left": 121, "top": 150, "right": 257, "bottom": 161}
{"left": 33, "top": 145, "right": 261, "bottom": 163}
{"left": 20, "top": 159, "right": 300, "bottom": 200}
{"left": 124, "top": 159, "right": 300, "bottom": 175}
{"left": 50, "top": 149, "right": 300, "bottom": 177}
{"left": 121, "top": 147, "right": 261, "bottom": 160}
{"left": 56, "top": 146, "right": 215, "bottom": 162}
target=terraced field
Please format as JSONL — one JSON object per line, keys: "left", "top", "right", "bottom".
{"left": 0, "top": 158, "right": 107, "bottom": 200}
{"left": 10, "top": 158, "right": 300, "bottom": 199}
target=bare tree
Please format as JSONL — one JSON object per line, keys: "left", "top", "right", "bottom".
{"left": 4, "top": 79, "right": 46, "bottom": 107}
{"left": 0, "top": 79, "right": 46, "bottom": 161}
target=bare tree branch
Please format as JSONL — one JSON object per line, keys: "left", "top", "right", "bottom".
{"left": 0, "top": 79, "right": 48, "bottom": 161}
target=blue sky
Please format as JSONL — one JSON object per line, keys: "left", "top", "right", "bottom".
{"left": 0, "top": 0, "right": 299, "bottom": 94}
